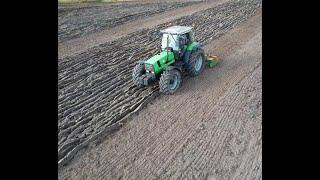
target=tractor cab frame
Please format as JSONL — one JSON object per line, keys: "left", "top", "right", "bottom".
{"left": 160, "top": 26, "right": 193, "bottom": 61}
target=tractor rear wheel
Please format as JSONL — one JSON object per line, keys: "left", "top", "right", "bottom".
{"left": 186, "top": 48, "right": 205, "bottom": 76}
{"left": 159, "top": 69, "right": 181, "bottom": 95}
{"left": 132, "top": 63, "right": 145, "bottom": 88}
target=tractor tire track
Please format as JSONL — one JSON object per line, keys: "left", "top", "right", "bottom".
{"left": 58, "top": 0, "right": 262, "bottom": 168}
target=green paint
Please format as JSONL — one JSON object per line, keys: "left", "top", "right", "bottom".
{"left": 206, "top": 56, "right": 219, "bottom": 68}
{"left": 207, "top": 59, "right": 218, "bottom": 68}
{"left": 142, "top": 41, "right": 201, "bottom": 75}
{"left": 144, "top": 51, "right": 175, "bottom": 74}
{"left": 186, "top": 41, "right": 199, "bottom": 51}
{"left": 182, "top": 45, "right": 187, "bottom": 51}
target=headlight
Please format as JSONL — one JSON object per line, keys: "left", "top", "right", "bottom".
{"left": 145, "top": 64, "right": 154, "bottom": 72}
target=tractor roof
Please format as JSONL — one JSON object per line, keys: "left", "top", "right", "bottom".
{"left": 160, "top": 26, "right": 192, "bottom": 35}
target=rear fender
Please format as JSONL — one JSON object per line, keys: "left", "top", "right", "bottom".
{"left": 183, "top": 42, "right": 202, "bottom": 63}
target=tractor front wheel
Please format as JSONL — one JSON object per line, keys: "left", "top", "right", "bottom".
{"left": 159, "top": 69, "right": 182, "bottom": 95}
{"left": 132, "top": 63, "right": 145, "bottom": 88}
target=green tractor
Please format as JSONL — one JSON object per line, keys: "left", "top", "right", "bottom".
{"left": 132, "top": 26, "right": 206, "bottom": 95}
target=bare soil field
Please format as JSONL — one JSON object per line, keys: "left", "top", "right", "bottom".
{"left": 58, "top": 1, "right": 201, "bottom": 43}
{"left": 58, "top": 0, "right": 262, "bottom": 178}
{"left": 58, "top": 0, "right": 262, "bottom": 169}
{"left": 58, "top": 9, "right": 262, "bottom": 179}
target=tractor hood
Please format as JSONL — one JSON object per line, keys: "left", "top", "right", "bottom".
{"left": 145, "top": 51, "right": 170, "bottom": 64}
{"left": 144, "top": 51, "right": 175, "bottom": 74}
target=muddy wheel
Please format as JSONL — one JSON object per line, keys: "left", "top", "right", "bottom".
{"left": 132, "top": 63, "right": 145, "bottom": 88}
{"left": 186, "top": 48, "right": 205, "bottom": 76}
{"left": 159, "top": 69, "right": 181, "bottom": 95}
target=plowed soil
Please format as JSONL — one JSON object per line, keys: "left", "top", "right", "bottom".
{"left": 58, "top": 0, "right": 231, "bottom": 59}
{"left": 58, "top": 1, "right": 201, "bottom": 43}
{"left": 58, "top": 0, "right": 262, "bottom": 179}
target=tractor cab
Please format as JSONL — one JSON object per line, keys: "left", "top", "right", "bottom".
{"left": 160, "top": 26, "right": 193, "bottom": 60}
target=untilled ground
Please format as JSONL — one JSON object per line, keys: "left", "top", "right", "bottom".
{"left": 58, "top": 8, "right": 262, "bottom": 179}
{"left": 58, "top": 0, "right": 262, "bottom": 169}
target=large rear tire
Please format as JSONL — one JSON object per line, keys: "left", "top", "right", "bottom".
{"left": 159, "top": 69, "right": 181, "bottom": 95}
{"left": 132, "top": 63, "right": 145, "bottom": 88}
{"left": 186, "top": 48, "right": 205, "bottom": 76}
